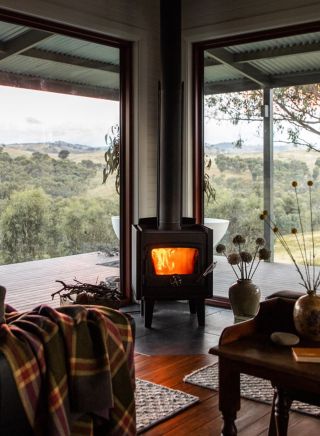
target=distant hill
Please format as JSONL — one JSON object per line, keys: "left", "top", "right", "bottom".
{"left": 205, "top": 142, "right": 261, "bottom": 153}
{"left": 205, "top": 142, "right": 235, "bottom": 152}
{"left": 205, "top": 141, "right": 291, "bottom": 153}
{"left": 2, "top": 141, "right": 104, "bottom": 154}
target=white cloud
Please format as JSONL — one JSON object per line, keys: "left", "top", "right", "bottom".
{"left": 0, "top": 85, "right": 119, "bottom": 147}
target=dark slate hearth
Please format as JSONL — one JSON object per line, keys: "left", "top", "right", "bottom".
{"left": 121, "top": 301, "right": 233, "bottom": 355}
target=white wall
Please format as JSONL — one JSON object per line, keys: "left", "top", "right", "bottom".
{"left": 0, "top": 0, "right": 161, "bottom": 219}
{"left": 182, "top": 0, "right": 320, "bottom": 216}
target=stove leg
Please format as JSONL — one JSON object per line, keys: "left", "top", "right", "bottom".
{"left": 189, "top": 299, "right": 197, "bottom": 314}
{"left": 196, "top": 299, "right": 205, "bottom": 326}
{"left": 144, "top": 299, "right": 155, "bottom": 328}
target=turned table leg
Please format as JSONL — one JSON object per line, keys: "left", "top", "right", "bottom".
{"left": 273, "top": 387, "right": 293, "bottom": 436}
{"left": 219, "top": 358, "right": 240, "bottom": 435}
{"left": 268, "top": 391, "right": 277, "bottom": 436}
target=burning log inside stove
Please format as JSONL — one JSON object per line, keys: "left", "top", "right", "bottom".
{"left": 151, "top": 247, "right": 199, "bottom": 275}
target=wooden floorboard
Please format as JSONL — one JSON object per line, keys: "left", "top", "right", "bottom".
{"left": 2, "top": 254, "right": 319, "bottom": 433}
{"left": 135, "top": 354, "right": 320, "bottom": 435}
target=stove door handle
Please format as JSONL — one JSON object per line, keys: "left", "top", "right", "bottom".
{"left": 197, "top": 261, "right": 217, "bottom": 282}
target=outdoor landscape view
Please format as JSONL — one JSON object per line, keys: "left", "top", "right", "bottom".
{"left": 204, "top": 86, "right": 320, "bottom": 264}
{"left": 1, "top": 83, "right": 320, "bottom": 267}
{"left": 0, "top": 85, "right": 120, "bottom": 265}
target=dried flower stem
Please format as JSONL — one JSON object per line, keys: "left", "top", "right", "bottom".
{"left": 250, "top": 259, "right": 261, "bottom": 279}
{"left": 240, "top": 244, "right": 246, "bottom": 279}
{"left": 219, "top": 234, "right": 269, "bottom": 281}
{"left": 309, "top": 184, "right": 316, "bottom": 289}
{"left": 293, "top": 185, "right": 311, "bottom": 287}
{"left": 294, "top": 233, "right": 312, "bottom": 291}
{"left": 315, "top": 271, "right": 320, "bottom": 290}
{"left": 222, "top": 252, "right": 240, "bottom": 279}
{"left": 248, "top": 245, "right": 259, "bottom": 278}
{"left": 264, "top": 216, "right": 310, "bottom": 290}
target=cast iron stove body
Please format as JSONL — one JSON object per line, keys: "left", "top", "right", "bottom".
{"left": 132, "top": 218, "right": 213, "bottom": 327}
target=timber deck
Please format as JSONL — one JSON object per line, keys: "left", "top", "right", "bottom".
{"left": 0, "top": 252, "right": 119, "bottom": 311}
{"left": 0, "top": 252, "right": 311, "bottom": 311}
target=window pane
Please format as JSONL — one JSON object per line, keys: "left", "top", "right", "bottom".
{"left": 0, "top": 20, "right": 121, "bottom": 308}
{"left": 0, "top": 87, "right": 119, "bottom": 263}
{"left": 203, "top": 89, "right": 264, "bottom": 251}
{"left": 273, "top": 85, "right": 320, "bottom": 265}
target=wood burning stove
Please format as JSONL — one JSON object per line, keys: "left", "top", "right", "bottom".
{"left": 132, "top": 218, "right": 213, "bottom": 327}
{"left": 131, "top": 0, "right": 214, "bottom": 327}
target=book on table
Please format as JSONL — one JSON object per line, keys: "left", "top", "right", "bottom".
{"left": 292, "top": 347, "right": 320, "bottom": 362}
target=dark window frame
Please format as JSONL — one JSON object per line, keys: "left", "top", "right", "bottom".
{"left": 0, "top": 8, "right": 133, "bottom": 302}
{"left": 193, "top": 20, "right": 320, "bottom": 306}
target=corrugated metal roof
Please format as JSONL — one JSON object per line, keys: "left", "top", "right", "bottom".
{"left": 0, "top": 56, "right": 119, "bottom": 88}
{"left": 204, "top": 64, "right": 243, "bottom": 82}
{"left": 204, "top": 30, "right": 320, "bottom": 93}
{"left": 37, "top": 35, "right": 119, "bottom": 65}
{"left": 0, "top": 22, "right": 29, "bottom": 42}
{"left": 2, "top": 20, "right": 320, "bottom": 96}
{"left": 227, "top": 32, "right": 320, "bottom": 55}
{"left": 251, "top": 52, "right": 320, "bottom": 75}
{"left": 0, "top": 20, "right": 119, "bottom": 97}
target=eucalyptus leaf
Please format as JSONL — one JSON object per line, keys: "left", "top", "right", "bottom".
{"left": 102, "top": 124, "right": 120, "bottom": 194}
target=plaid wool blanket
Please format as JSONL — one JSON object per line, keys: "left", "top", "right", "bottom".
{"left": 0, "top": 304, "right": 136, "bottom": 436}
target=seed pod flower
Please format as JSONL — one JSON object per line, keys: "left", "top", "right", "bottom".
{"left": 255, "top": 237, "right": 265, "bottom": 246}
{"left": 216, "top": 243, "right": 226, "bottom": 254}
{"left": 227, "top": 253, "right": 241, "bottom": 265}
{"left": 240, "top": 251, "right": 252, "bottom": 263}
{"left": 233, "top": 234, "right": 246, "bottom": 245}
{"left": 258, "top": 248, "right": 271, "bottom": 261}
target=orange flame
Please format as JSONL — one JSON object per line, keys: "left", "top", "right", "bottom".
{"left": 151, "top": 247, "right": 198, "bottom": 275}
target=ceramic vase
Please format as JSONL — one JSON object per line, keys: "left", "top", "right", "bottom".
{"left": 293, "top": 291, "right": 320, "bottom": 341}
{"left": 229, "top": 279, "right": 261, "bottom": 321}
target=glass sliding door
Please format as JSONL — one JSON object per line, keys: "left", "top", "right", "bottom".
{"left": 195, "top": 26, "right": 320, "bottom": 301}
{"left": 273, "top": 84, "right": 320, "bottom": 265}
{"left": 0, "top": 14, "right": 132, "bottom": 308}
{"left": 203, "top": 88, "right": 264, "bottom": 251}
{"left": 0, "top": 26, "right": 120, "bottom": 265}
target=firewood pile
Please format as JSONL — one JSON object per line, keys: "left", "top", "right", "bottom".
{"left": 51, "top": 277, "right": 121, "bottom": 309}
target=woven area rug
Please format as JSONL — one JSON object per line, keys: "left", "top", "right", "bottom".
{"left": 136, "top": 379, "right": 199, "bottom": 433}
{"left": 183, "top": 363, "right": 320, "bottom": 418}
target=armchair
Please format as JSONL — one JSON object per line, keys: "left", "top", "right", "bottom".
{"left": 0, "top": 287, "right": 136, "bottom": 436}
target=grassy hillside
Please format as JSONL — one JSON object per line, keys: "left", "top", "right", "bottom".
{"left": 0, "top": 146, "right": 119, "bottom": 264}
{"left": 274, "top": 230, "right": 320, "bottom": 266}
{"left": 3, "top": 146, "right": 115, "bottom": 198}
